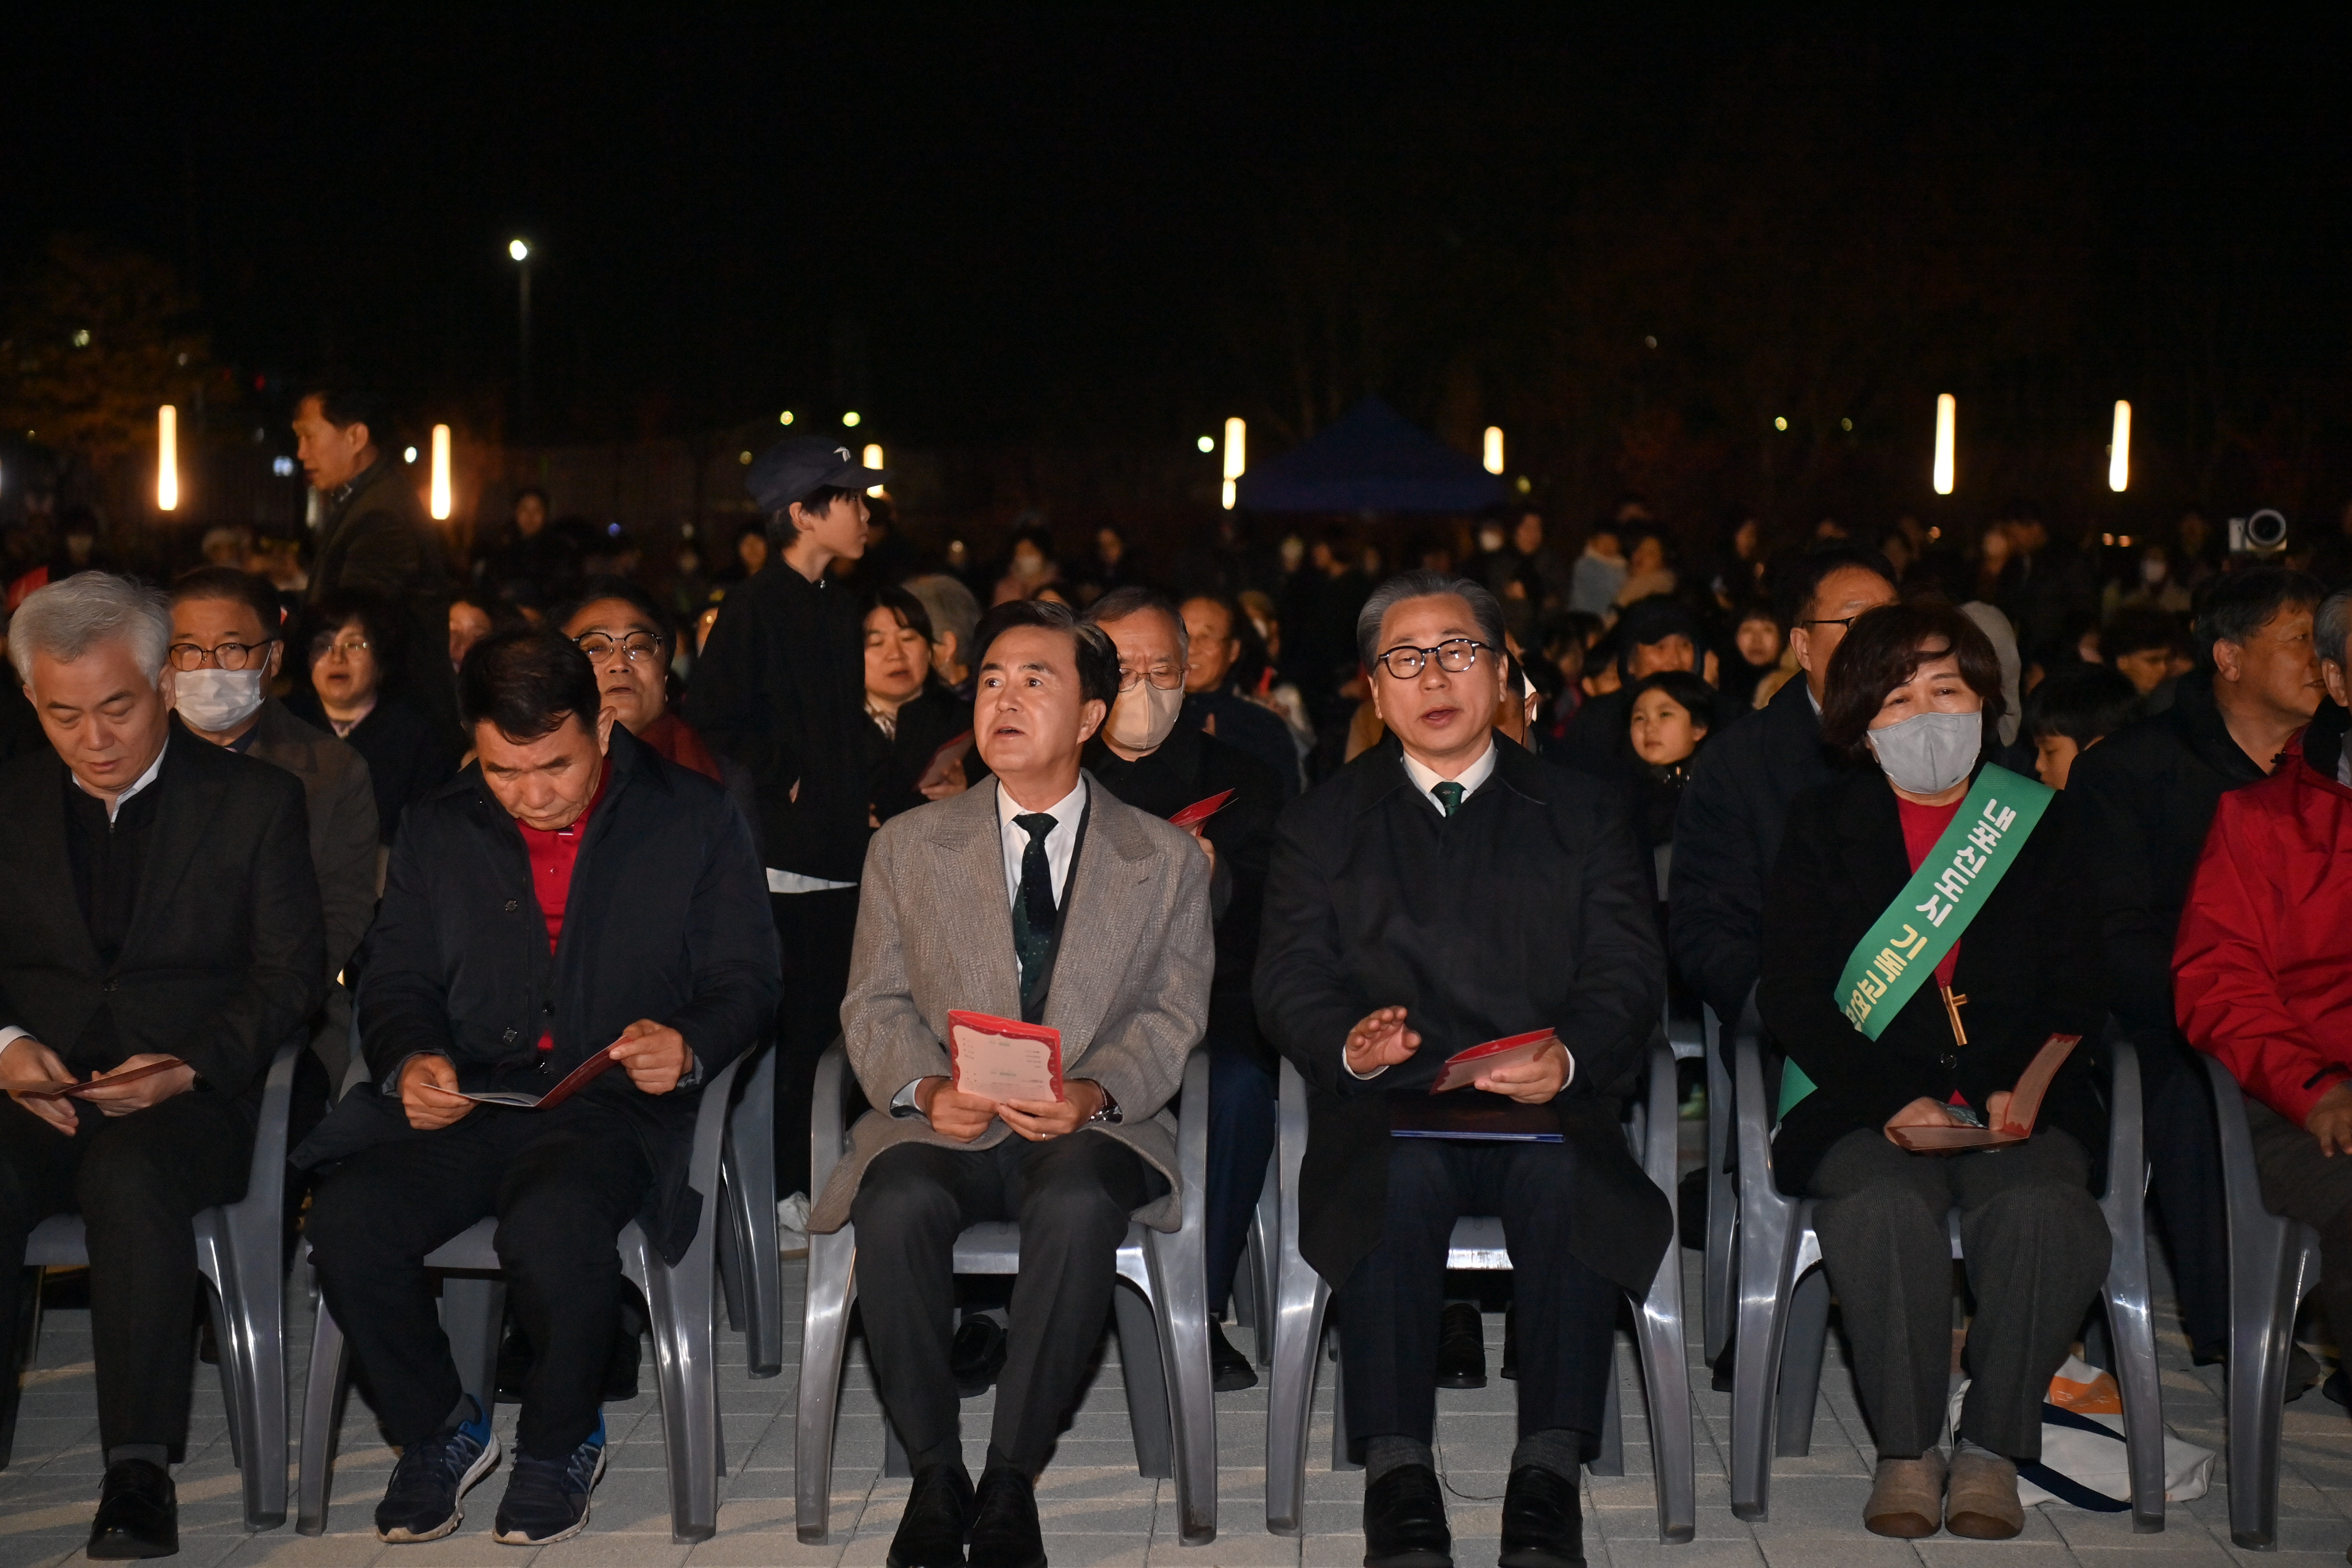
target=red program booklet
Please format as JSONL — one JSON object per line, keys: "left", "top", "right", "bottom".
{"left": 916, "top": 731, "right": 975, "bottom": 793}
{"left": 21, "top": 1057, "right": 188, "bottom": 1101}
{"left": 456, "top": 1041, "right": 628, "bottom": 1110}
{"left": 947, "top": 1010, "right": 1065, "bottom": 1103}
{"left": 1168, "top": 789, "right": 1237, "bottom": 830}
{"left": 1428, "top": 1029, "right": 1559, "bottom": 1096}
{"left": 1887, "top": 1032, "right": 2084, "bottom": 1152}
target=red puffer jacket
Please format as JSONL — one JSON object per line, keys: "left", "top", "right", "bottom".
{"left": 2176, "top": 700, "right": 2352, "bottom": 1126}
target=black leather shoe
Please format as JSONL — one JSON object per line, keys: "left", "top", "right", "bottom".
{"left": 1209, "top": 1320, "right": 1258, "bottom": 1392}
{"left": 1435, "top": 1303, "right": 1486, "bottom": 1389}
{"left": 967, "top": 1464, "right": 1045, "bottom": 1568}
{"left": 953, "top": 1316, "right": 1009, "bottom": 1399}
{"left": 1499, "top": 1464, "right": 1585, "bottom": 1568}
{"left": 887, "top": 1462, "right": 975, "bottom": 1568}
{"left": 87, "top": 1459, "right": 177, "bottom": 1560}
{"left": 1363, "top": 1462, "right": 1451, "bottom": 1568}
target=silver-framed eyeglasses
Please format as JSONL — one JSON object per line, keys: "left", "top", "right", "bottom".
{"left": 167, "top": 638, "right": 275, "bottom": 671}
{"left": 1116, "top": 662, "right": 1184, "bottom": 693}
{"left": 1374, "top": 638, "right": 1491, "bottom": 679}
{"left": 574, "top": 631, "right": 666, "bottom": 663}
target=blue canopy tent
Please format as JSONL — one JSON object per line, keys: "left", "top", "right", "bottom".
{"left": 1235, "top": 397, "right": 1505, "bottom": 514}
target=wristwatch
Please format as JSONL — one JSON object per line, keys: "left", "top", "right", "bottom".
{"left": 1088, "top": 1085, "right": 1123, "bottom": 1125}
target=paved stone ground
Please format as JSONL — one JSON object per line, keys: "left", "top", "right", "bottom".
{"left": 0, "top": 1129, "right": 2348, "bottom": 1568}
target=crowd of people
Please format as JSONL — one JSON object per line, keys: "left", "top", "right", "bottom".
{"left": 0, "top": 386, "right": 2349, "bottom": 1568}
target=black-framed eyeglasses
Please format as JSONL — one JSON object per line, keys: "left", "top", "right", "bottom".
{"left": 167, "top": 638, "right": 276, "bottom": 671}
{"left": 1797, "top": 615, "right": 1862, "bottom": 632}
{"left": 1374, "top": 638, "right": 1491, "bottom": 680}
{"left": 1116, "top": 663, "right": 1184, "bottom": 693}
{"left": 574, "top": 630, "right": 666, "bottom": 664}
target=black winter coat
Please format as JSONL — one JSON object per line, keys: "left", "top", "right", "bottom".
{"left": 1255, "top": 735, "right": 1671, "bottom": 1296}
{"left": 307, "top": 457, "right": 458, "bottom": 739}
{"left": 294, "top": 726, "right": 780, "bottom": 1261}
{"left": 2065, "top": 671, "right": 2270, "bottom": 1043}
{"left": 1756, "top": 766, "right": 2107, "bottom": 1194}
{"left": 1668, "top": 677, "right": 1851, "bottom": 1024}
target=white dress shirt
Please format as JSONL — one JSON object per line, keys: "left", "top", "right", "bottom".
{"left": 1347, "top": 739, "right": 1572, "bottom": 1089}
{"left": 0, "top": 742, "right": 172, "bottom": 1063}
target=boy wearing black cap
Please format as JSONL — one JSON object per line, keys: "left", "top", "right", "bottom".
{"left": 689, "top": 437, "right": 891, "bottom": 1201}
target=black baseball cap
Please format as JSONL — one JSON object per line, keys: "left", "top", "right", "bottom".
{"left": 745, "top": 436, "right": 890, "bottom": 513}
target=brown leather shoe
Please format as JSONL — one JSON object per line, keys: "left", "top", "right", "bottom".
{"left": 1945, "top": 1448, "right": 2025, "bottom": 1540}
{"left": 1863, "top": 1452, "right": 1945, "bottom": 1538}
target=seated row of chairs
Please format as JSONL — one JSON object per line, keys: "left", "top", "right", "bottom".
{"left": 0, "top": 1018, "right": 2327, "bottom": 1549}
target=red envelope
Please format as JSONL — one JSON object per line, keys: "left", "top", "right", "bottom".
{"left": 946, "top": 1010, "right": 1065, "bottom": 1104}
{"left": 1428, "top": 1029, "right": 1559, "bottom": 1096}
{"left": 456, "top": 1041, "right": 628, "bottom": 1110}
{"left": 1888, "top": 1033, "right": 2083, "bottom": 1152}
{"left": 917, "top": 731, "right": 975, "bottom": 792}
{"left": 1168, "top": 789, "right": 1236, "bottom": 830}
{"left": 20, "top": 1057, "right": 188, "bottom": 1101}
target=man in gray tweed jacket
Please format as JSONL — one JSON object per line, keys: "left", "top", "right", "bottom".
{"left": 809, "top": 599, "right": 1212, "bottom": 1568}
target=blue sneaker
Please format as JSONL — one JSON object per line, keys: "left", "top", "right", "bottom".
{"left": 492, "top": 1414, "right": 607, "bottom": 1545}
{"left": 376, "top": 1395, "right": 500, "bottom": 1543}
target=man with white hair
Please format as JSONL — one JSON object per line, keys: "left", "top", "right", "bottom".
{"left": 0, "top": 573, "right": 322, "bottom": 1559}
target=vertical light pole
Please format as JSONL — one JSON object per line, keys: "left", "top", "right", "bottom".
{"left": 509, "top": 239, "right": 533, "bottom": 440}
{"left": 862, "top": 443, "right": 885, "bottom": 498}
{"left": 1932, "top": 393, "right": 1956, "bottom": 496}
{"left": 1482, "top": 426, "right": 1505, "bottom": 475}
{"left": 156, "top": 405, "right": 179, "bottom": 512}
{"left": 2108, "top": 400, "right": 2132, "bottom": 493}
{"left": 1222, "top": 417, "right": 1246, "bottom": 510}
{"left": 430, "top": 424, "right": 454, "bottom": 520}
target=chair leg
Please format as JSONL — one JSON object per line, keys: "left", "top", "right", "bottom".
{"left": 639, "top": 1239, "right": 721, "bottom": 1544}
{"left": 1263, "top": 1267, "right": 1330, "bottom": 1535}
{"left": 1631, "top": 1258, "right": 1697, "bottom": 1542}
{"left": 1113, "top": 1261, "right": 1173, "bottom": 1479}
{"left": 1136, "top": 1232, "right": 1217, "bottom": 1543}
{"left": 1249, "top": 1157, "right": 1279, "bottom": 1367}
{"left": 203, "top": 1286, "right": 243, "bottom": 1472}
{"left": 2102, "top": 1215, "right": 2166, "bottom": 1533}
{"left": 1775, "top": 1268, "right": 1830, "bottom": 1458}
{"left": 1703, "top": 1047, "right": 1737, "bottom": 1365}
{"left": 717, "top": 1163, "right": 749, "bottom": 1335}
{"left": 1729, "top": 1203, "right": 1801, "bottom": 1521}
{"left": 1590, "top": 1342, "right": 1625, "bottom": 1476}
{"left": 2226, "top": 1220, "right": 2319, "bottom": 1550}
{"left": 296, "top": 1293, "right": 352, "bottom": 1536}
{"left": 795, "top": 1226, "right": 858, "bottom": 1545}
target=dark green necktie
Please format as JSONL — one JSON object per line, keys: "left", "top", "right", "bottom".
{"left": 1011, "top": 812, "right": 1059, "bottom": 1003}
{"left": 1432, "top": 781, "right": 1465, "bottom": 818}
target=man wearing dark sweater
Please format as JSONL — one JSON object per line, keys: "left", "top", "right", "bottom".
{"left": 0, "top": 574, "right": 322, "bottom": 1559}
{"left": 689, "top": 438, "right": 890, "bottom": 1198}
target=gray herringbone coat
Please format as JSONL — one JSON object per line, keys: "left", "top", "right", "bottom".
{"left": 807, "top": 775, "right": 1214, "bottom": 1234}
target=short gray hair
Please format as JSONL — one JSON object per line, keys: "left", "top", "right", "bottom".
{"left": 1082, "top": 586, "right": 1190, "bottom": 660}
{"left": 8, "top": 572, "right": 172, "bottom": 687}
{"left": 904, "top": 573, "right": 981, "bottom": 659}
{"left": 2319, "top": 586, "right": 2352, "bottom": 671}
{"left": 1355, "top": 570, "right": 1508, "bottom": 673}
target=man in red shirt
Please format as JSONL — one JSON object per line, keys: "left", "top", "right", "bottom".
{"left": 297, "top": 628, "right": 776, "bottom": 1547}
{"left": 2178, "top": 585, "right": 2352, "bottom": 1391}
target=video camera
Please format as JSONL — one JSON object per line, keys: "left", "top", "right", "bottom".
{"left": 2227, "top": 508, "right": 2289, "bottom": 556}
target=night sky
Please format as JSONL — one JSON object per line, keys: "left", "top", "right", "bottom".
{"left": 8, "top": 11, "right": 2350, "bottom": 518}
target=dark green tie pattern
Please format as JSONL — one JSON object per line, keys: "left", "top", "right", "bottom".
{"left": 1012, "top": 812, "right": 1059, "bottom": 1004}
{"left": 1432, "top": 781, "right": 1465, "bottom": 818}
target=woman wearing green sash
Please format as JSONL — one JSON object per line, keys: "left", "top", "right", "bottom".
{"left": 1758, "top": 602, "right": 2108, "bottom": 1541}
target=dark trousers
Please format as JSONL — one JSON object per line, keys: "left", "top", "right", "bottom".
{"left": 2139, "top": 1032, "right": 2231, "bottom": 1358}
{"left": 2244, "top": 1097, "right": 2352, "bottom": 1362}
{"left": 772, "top": 887, "right": 860, "bottom": 1196}
{"left": 852, "top": 1132, "right": 1164, "bottom": 1474}
{"left": 1809, "top": 1127, "right": 2109, "bottom": 1460}
{"left": 0, "top": 1092, "right": 253, "bottom": 1452}
{"left": 1339, "top": 1138, "right": 1620, "bottom": 1449}
{"left": 306, "top": 1104, "right": 653, "bottom": 1458}
{"left": 1203, "top": 1033, "right": 1276, "bottom": 1317}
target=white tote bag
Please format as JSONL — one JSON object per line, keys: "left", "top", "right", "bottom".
{"left": 1948, "top": 1356, "right": 2212, "bottom": 1510}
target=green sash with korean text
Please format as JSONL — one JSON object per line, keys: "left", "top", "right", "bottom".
{"left": 1777, "top": 764, "right": 2056, "bottom": 1119}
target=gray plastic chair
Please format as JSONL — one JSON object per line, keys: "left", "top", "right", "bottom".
{"left": 2200, "top": 1054, "right": 2325, "bottom": 1551}
{"left": 295, "top": 1052, "right": 745, "bottom": 1543}
{"left": 794, "top": 1040, "right": 1218, "bottom": 1546}
{"left": 1699, "top": 1004, "right": 1738, "bottom": 1368}
{"left": 717, "top": 1042, "right": 784, "bottom": 1377}
{"left": 1263, "top": 1038, "right": 1696, "bottom": 1544}
{"left": 0, "top": 1037, "right": 301, "bottom": 1531}
{"left": 1728, "top": 1024, "right": 2164, "bottom": 1531}
{"left": 1226, "top": 1156, "right": 1279, "bottom": 1366}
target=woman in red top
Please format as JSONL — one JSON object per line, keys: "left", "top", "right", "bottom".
{"left": 1757, "top": 603, "right": 2107, "bottom": 1541}
{"left": 558, "top": 578, "right": 723, "bottom": 782}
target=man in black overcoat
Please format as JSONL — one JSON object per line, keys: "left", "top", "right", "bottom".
{"left": 1255, "top": 570, "right": 1667, "bottom": 1568}
{"left": 297, "top": 628, "right": 777, "bottom": 1547}
{"left": 0, "top": 573, "right": 323, "bottom": 1558}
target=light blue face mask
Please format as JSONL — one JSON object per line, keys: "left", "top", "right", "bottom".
{"left": 1865, "top": 708, "right": 1982, "bottom": 795}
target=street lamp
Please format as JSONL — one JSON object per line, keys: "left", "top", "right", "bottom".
{"left": 862, "top": 443, "right": 885, "bottom": 498}
{"left": 157, "top": 405, "right": 178, "bottom": 512}
{"left": 430, "top": 425, "right": 453, "bottom": 520}
{"left": 509, "top": 239, "right": 533, "bottom": 439}
{"left": 1932, "top": 394, "right": 1956, "bottom": 496}
{"left": 2108, "top": 400, "right": 2131, "bottom": 493}
{"left": 1482, "top": 426, "right": 1505, "bottom": 476}
{"left": 1222, "top": 417, "right": 1246, "bottom": 510}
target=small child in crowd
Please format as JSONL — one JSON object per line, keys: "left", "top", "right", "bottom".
{"left": 2023, "top": 663, "right": 2142, "bottom": 789}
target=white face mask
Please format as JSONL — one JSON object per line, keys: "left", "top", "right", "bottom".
{"left": 1866, "top": 708, "right": 1982, "bottom": 795}
{"left": 174, "top": 668, "right": 267, "bottom": 733}
{"left": 1106, "top": 679, "right": 1184, "bottom": 754}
